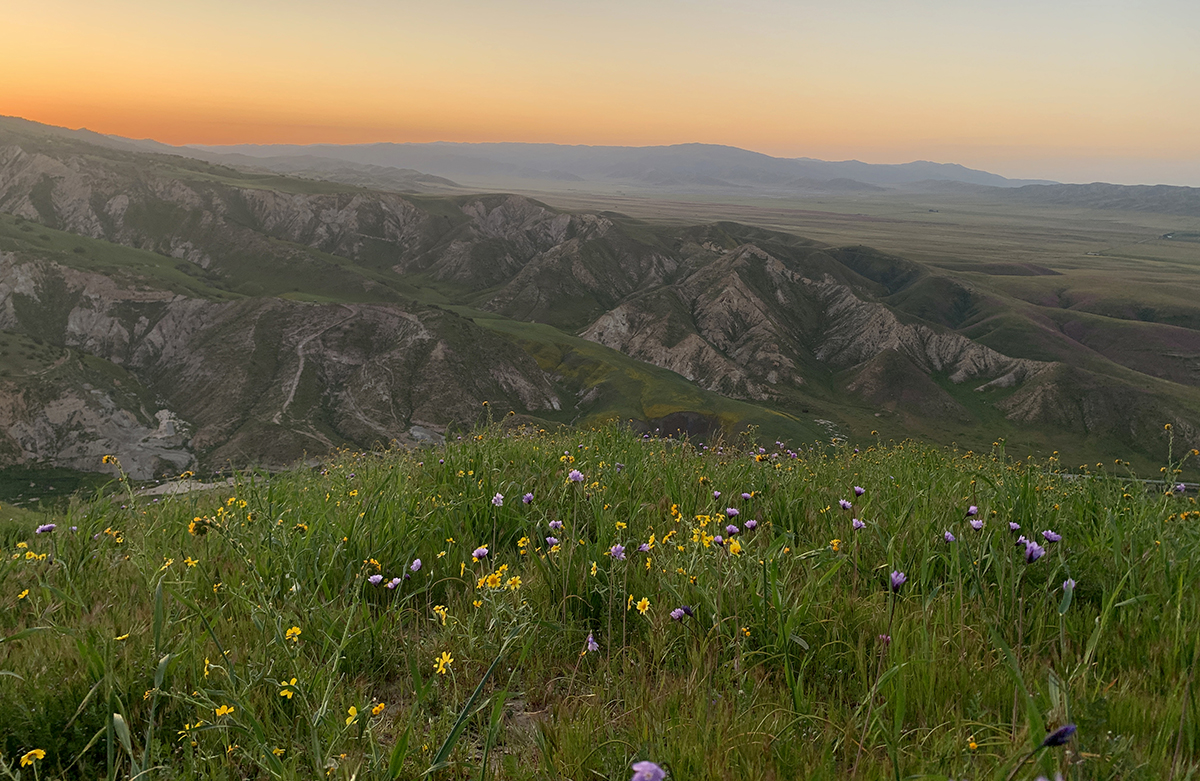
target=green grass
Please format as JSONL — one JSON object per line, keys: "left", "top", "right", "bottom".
{"left": 1, "top": 424, "right": 1198, "bottom": 779}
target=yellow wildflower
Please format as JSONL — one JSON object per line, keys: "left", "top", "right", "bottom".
{"left": 636, "top": 597, "right": 650, "bottom": 615}
{"left": 18, "top": 589, "right": 28, "bottom": 600}
{"left": 20, "top": 749, "right": 45, "bottom": 767}
{"left": 345, "top": 706, "right": 358, "bottom": 726}
{"left": 285, "top": 626, "right": 302, "bottom": 642}
{"left": 372, "top": 702, "right": 386, "bottom": 716}
{"left": 435, "top": 650, "right": 453, "bottom": 675}
{"left": 215, "top": 704, "right": 234, "bottom": 717}
{"left": 184, "top": 557, "right": 198, "bottom": 567}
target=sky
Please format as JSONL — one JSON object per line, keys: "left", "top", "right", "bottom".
{"left": 5, "top": 0, "right": 1200, "bottom": 185}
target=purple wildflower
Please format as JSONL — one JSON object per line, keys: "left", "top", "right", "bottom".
{"left": 492, "top": 493, "right": 504, "bottom": 507}
{"left": 610, "top": 544, "right": 626, "bottom": 561}
{"left": 890, "top": 570, "right": 907, "bottom": 592}
{"left": 1176, "top": 483, "right": 1187, "bottom": 493}
{"left": 473, "top": 546, "right": 489, "bottom": 561}
{"left": 549, "top": 519, "right": 563, "bottom": 530}
{"left": 1024, "top": 540, "right": 1046, "bottom": 563}
{"left": 523, "top": 492, "right": 534, "bottom": 504}
{"left": 438, "top": 459, "right": 444, "bottom": 464}
{"left": 410, "top": 559, "right": 422, "bottom": 572}
{"left": 1042, "top": 529, "right": 1061, "bottom": 543}
{"left": 368, "top": 574, "right": 383, "bottom": 585}
{"left": 854, "top": 486, "right": 865, "bottom": 496}
{"left": 387, "top": 577, "right": 402, "bottom": 589}
{"left": 1063, "top": 578, "right": 1076, "bottom": 591}
{"left": 670, "top": 607, "right": 686, "bottom": 621}
{"left": 631, "top": 761, "right": 666, "bottom": 781}
{"left": 615, "top": 463, "right": 624, "bottom": 472}
{"left": 726, "top": 507, "right": 739, "bottom": 517}
{"left": 69, "top": 526, "right": 77, "bottom": 532}
{"left": 969, "top": 519, "right": 984, "bottom": 531}
{"left": 744, "top": 519, "right": 758, "bottom": 530}
{"left": 546, "top": 536, "right": 559, "bottom": 546}
{"left": 944, "top": 531, "right": 956, "bottom": 543}
{"left": 1040, "top": 724, "right": 1076, "bottom": 747}
{"left": 568, "top": 470, "right": 584, "bottom": 483}
{"left": 725, "top": 525, "right": 739, "bottom": 535}
{"left": 838, "top": 499, "right": 852, "bottom": 510}
{"left": 1009, "top": 522, "right": 1021, "bottom": 531}
{"left": 1016, "top": 535, "right": 1028, "bottom": 546}
{"left": 638, "top": 542, "right": 650, "bottom": 552}
{"left": 713, "top": 535, "right": 724, "bottom": 546}
{"left": 586, "top": 632, "right": 599, "bottom": 653}
{"left": 852, "top": 518, "right": 865, "bottom": 530}
{"left": 35, "top": 523, "right": 56, "bottom": 534}
{"left": 741, "top": 492, "right": 751, "bottom": 500}
{"left": 713, "top": 490, "right": 721, "bottom": 499}
{"left": 878, "top": 634, "right": 892, "bottom": 645}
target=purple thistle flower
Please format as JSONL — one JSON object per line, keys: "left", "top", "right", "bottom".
{"left": 1009, "top": 522, "right": 1021, "bottom": 531}
{"left": 713, "top": 490, "right": 721, "bottom": 499}
{"left": 368, "top": 574, "right": 383, "bottom": 585}
{"left": 713, "top": 535, "right": 724, "bottom": 546}
{"left": 854, "top": 486, "right": 865, "bottom": 496}
{"left": 35, "top": 523, "right": 56, "bottom": 534}
{"left": 838, "top": 499, "right": 852, "bottom": 510}
{"left": 410, "top": 559, "right": 422, "bottom": 572}
{"left": 967, "top": 505, "right": 978, "bottom": 517}
{"left": 670, "top": 607, "right": 686, "bottom": 621}
{"left": 523, "top": 492, "right": 534, "bottom": 504}
{"left": 473, "top": 546, "right": 489, "bottom": 560}
{"left": 1040, "top": 724, "right": 1076, "bottom": 747}
{"left": 568, "top": 470, "right": 584, "bottom": 483}
{"left": 726, "top": 507, "right": 739, "bottom": 517}
{"left": 725, "top": 525, "right": 739, "bottom": 535}
{"left": 1063, "top": 578, "right": 1076, "bottom": 591}
{"left": 969, "top": 519, "right": 984, "bottom": 531}
{"left": 548, "top": 519, "right": 563, "bottom": 530}
{"left": 586, "top": 632, "right": 599, "bottom": 653}
{"left": 546, "top": 536, "right": 559, "bottom": 546}
{"left": 610, "top": 544, "right": 626, "bottom": 561}
{"left": 492, "top": 493, "right": 504, "bottom": 507}
{"left": 631, "top": 761, "right": 666, "bottom": 781}
{"left": 741, "top": 492, "right": 752, "bottom": 500}
{"left": 1025, "top": 540, "right": 1046, "bottom": 563}
{"left": 852, "top": 518, "right": 865, "bottom": 530}
{"left": 680, "top": 605, "right": 694, "bottom": 617}
{"left": 744, "top": 519, "right": 758, "bottom": 530}
{"left": 1042, "top": 529, "right": 1061, "bottom": 543}
{"left": 638, "top": 542, "right": 650, "bottom": 552}
{"left": 890, "top": 570, "right": 907, "bottom": 592}
{"left": 944, "top": 531, "right": 956, "bottom": 543}
{"left": 387, "top": 577, "right": 402, "bottom": 589}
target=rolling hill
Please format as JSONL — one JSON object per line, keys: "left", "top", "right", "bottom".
{"left": 0, "top": 116, "right": 1198, "bottom": 477}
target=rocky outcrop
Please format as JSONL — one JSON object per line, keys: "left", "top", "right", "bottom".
{"left": 0, "top": 254, "right": 561, "bottom": 471}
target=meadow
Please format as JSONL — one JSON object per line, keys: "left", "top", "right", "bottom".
{"left": 1, "top": 419, "right": 1198, "bottom": 780}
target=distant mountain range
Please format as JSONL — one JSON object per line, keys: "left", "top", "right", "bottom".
{"left": 1, "top": 115, "right": 1199, "bottom": 478}
{"left": 174, "top": 140, "right": 1056, "bottom": 190}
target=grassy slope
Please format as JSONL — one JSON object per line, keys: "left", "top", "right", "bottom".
{"left": 1, "top": 425, "right": 1198, "bottom": 779}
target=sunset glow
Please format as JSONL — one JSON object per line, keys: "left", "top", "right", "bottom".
{"left": 6, "top": 0, "right": 1200, "bottom": 184}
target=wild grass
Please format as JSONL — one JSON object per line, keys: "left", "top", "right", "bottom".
{"left": 1, "top": 421, "right": 1198, "bottom": 780}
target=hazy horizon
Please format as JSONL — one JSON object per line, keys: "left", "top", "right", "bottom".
{"left": 6, "top": 0, "right": 1199, "bottom": 187}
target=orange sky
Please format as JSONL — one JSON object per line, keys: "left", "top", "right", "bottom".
{"left": 6, "top": 0, "right": 1200, "bottom": 184}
